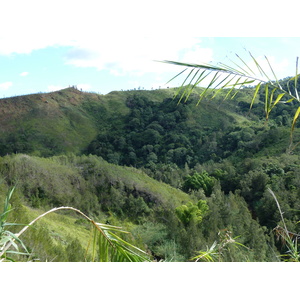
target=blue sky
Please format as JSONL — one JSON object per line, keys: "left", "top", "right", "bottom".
{"left": 1, "top": 1, "right": 300, "bottom": 98}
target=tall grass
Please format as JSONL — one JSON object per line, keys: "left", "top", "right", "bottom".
{"left": 0, "top": 186, "right": 29, "bottom": 261}
{"left": 0, "top": 187, "right": 150, "bottom": 262}
{"left": 268, "top": 188, "right": 300, "bottom": 262}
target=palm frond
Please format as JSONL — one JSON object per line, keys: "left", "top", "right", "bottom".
{"left": 162, "top": 52, "right": 300, "bottom": 145}
{"left": 294, "top": 57, "right": 299, "bottom": 100}
{"left": 192, "top": 241, "right": 219, "bottom": 262}
{"left": 250, "top": 82, "right": 262, "bottom": 110}
{"left": 0, "top": 200, "right": 151, "bottom": 262}
{"left": 87, "top": 221, "right": 150, "bottom": 262}
{"left": 191, "top": 229, "right": 248, "bottom": 262}
{"left": 235, "top": 53, "right": 256, "bottom": 76}
{"left": 265, "top": 55, "right": 282, "bottom": 89}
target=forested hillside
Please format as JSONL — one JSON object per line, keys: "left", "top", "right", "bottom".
{"left": 1, "top": 83, "right": 300, "bottom": 261}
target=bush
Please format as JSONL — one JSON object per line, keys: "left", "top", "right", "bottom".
{"left": 182, "top": 171, "right": 215, "bottom": 196}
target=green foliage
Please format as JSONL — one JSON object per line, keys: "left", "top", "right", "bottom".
{"left": 2, "top": 82, "right": 300, "bottom": 261}
{"left": 0, "top": 154, "right": 200, "bottom": 261}
{"left": 0, "top": 187, "right": 29, "bottom": 261}
{"left": 0, "top": 150, "right": 293, "bottom": 261}
{"left": 86, "top": 93, "right": 237, "bottom": 168}
{"left": 163, "top": 53, "right": 300, "bottom": 261}
{"left": 268, "top": 189, "right": 300, "bottom": 262}
{"left": 175, "top": 200, "right": 208, "bottom": 227}
{"left": 163, "top": 53, "right": 300, "bottom": 149}
{"left": 0, "top": 188, "right": 150, "bottom": 262}
{"left": 182, "top": 172, "right": 215, "bottom": 196}
{"left": 192, "top": 229, "right": 249, "bottom": 262}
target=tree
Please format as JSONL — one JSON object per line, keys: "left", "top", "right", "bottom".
{"left": 164, "top": 52, "right": 300, "bottom": 262}
{"left": 182, "top": 171, "right": 215, "bottom": 196}
{"left": 175, "top": 200, "right": 208, "bottom": 227}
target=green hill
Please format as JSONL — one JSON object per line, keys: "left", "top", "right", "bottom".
{"left": 1, "top": 84, "right": 300, "bottom": 261}
{"left": 0, "top": 86, "right": 252, "bottom": 157}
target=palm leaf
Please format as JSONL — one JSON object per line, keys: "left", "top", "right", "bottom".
{"left": 272, "top": 93, "right": 286, "bottom": 108}
{"left": 291, "top": 106, "right": 300, "bottom": 133}
{"left": 87, "top": 221, "right": 150, "bottom": 262}
{"left": 184, "top": 69, "right": 203, "bottom": 102}
{"left": 265, "top": 55, "right": 282, "bottom": 89}
{"left": 176, "top": 68, "right": 197, "bottom": 104}
{"left": 250, "top": 82, "right": 261, "bottom": 109}
{"left": 265, "top": 87, "right": 278, "bottom": 120}
{"left": 1, "top": 186, "right": 15, "bottom": 224}
{"left": 249, "top": 52, "right": 272, "bottom": 82}
{"left": 236, "top": 53, "right": 256, "bottom": 76}
{"left": 210, "top": 73, "right": 233, "bottom": 100}
{"left": 218, "top": 61, "right": 247, "bottom": 76}
{"left": 1, "top": 203, "right": 151, "bottom": 262}
{"left": 228, "top": 55, "right": 251, "bottom": 76}
{"left": 294, "top": 57, "right": 299, "bottom": 100}
{"left": 197, "top": 71, "right": 220, "bottom": 105}
{"left": 162, "top": 52, "right": 300, "bottom": 144}
{"left": 192, "top": 241, "right": 219, "bottom": 262}
{"left": 224, "top": 77, "right": 243, "bottom": 101}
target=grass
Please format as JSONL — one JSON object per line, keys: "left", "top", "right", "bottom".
{"left": 1, "top": 198, "right": 150, "bottom": 262}
{"left": 268, "top": 188, "right": 300, "bottom": 261}
{"left": 99, "top": 160, "right": 193, "bottom": 208}
{"left": 23, "top": 206, "right": 91, "bottom": 247}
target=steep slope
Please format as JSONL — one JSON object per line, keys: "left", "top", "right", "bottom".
{"left": 0, "top": 153, "right": 201, "bottom": 261}
{"left": 0, "top": 87, "right": 104, "bottom": 156}
{"left": 0, "top": 153, "right": 276, "bottom": 261}
{"left": 0, "top": 86, "right": 251, "bottom": 158}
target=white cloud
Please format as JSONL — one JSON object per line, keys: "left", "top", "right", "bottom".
{"left": 20, "top": 72, "right": 29, "bottom": 77}
{"left": 0, "top": 1, "right": 295, "bottom": 57}
{"left": 63, "top": 37, "right": 210, "bottom": 76}
{"left": 0, "top": 1, "right": 172, "bottom": 55}
{"left": 0, "top": 1, "right": 213, "bottom": 76}
{"left": 0, "top": 82, "right": 13, "bottom": 91}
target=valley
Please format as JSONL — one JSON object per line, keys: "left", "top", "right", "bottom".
{"left": 1, "top": 83, "right": 300, "bottom": 261}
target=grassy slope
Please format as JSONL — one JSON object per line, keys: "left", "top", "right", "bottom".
{"left": 0, "top": 86, "right": 252, "bottom": 156}
{"left": 0, "top": 153, "right": 195, "bottom": 261}
{"left": 1, "top": 153, "right": 193, "bottom": 209}
{"left": 0, "top": 88, "right": 99, "bottom": 155}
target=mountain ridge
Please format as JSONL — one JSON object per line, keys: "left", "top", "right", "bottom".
{"left": 0, "top": 85, "right": 248, "bottom": 157}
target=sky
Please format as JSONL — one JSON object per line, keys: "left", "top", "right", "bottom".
{"left": 1, "top": 0, "right": 300, "bottom": 98}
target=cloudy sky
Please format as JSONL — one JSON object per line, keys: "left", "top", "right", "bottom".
{"left": 0, "top": 0, "right": 299, "bottom": 97}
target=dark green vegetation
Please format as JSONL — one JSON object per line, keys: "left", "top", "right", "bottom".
{"left": 1, "top": 84, "right": 300, "bottom": 261}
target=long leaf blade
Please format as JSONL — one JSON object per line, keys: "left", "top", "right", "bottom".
{"left": 291, "top": 106, "right": 300, "bottom": 133}
{"left": 250, "top": 82, "right": 261, "bottom": 110}
{"left": 249, "top": 52, "right": 272, "bottom": 82}
{"left": 265, "top": 55, "right": 282, "bottom": 89}
{"left": 294, "top": 57, "right": 299, "bottom": 100}
{"left": 264, "top": 84, "right": 269, "bottom": 119}
{"left": 236, "top": 53, "right": 256, "bottom": 76}
{"left": 271, "top": 93, "right": 286, "bottom": 109}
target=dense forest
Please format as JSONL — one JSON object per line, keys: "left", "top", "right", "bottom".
{"left": 1, "top": 81, "right": 300, "bottom": 261}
